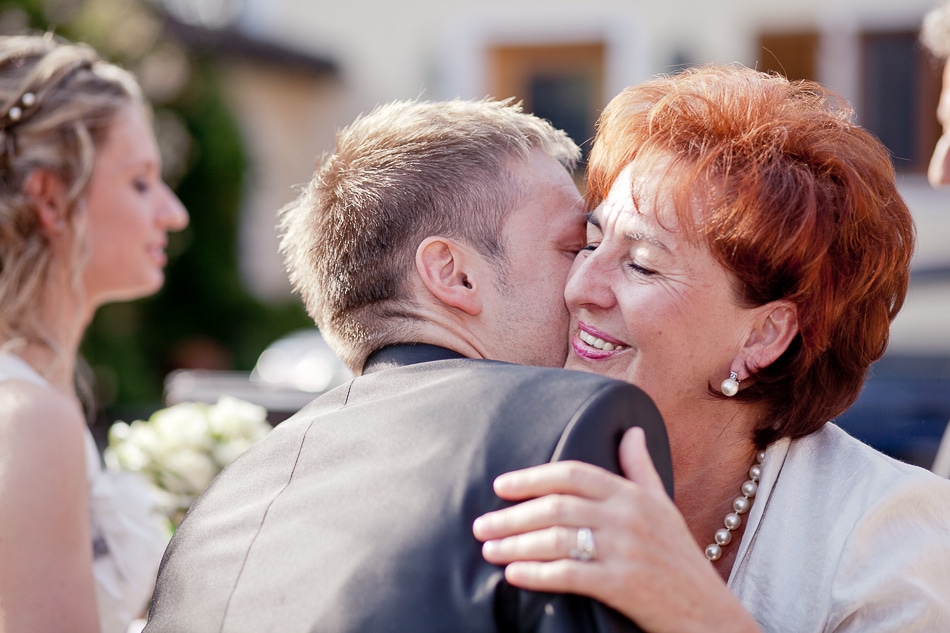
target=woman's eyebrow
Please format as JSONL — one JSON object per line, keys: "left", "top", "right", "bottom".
{"left": 585, "top": 209, "right": 670, "bottom": 253}
{"left": 625, "top": 231, "right": 670, "bottom": 253}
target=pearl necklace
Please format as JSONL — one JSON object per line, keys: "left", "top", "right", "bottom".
{"left": 704, "top": 450, "right": 765, "bottom": 562}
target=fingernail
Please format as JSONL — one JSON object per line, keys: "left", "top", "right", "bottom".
{"left": 493, "top": 473, "right": 513, "bottom": 492}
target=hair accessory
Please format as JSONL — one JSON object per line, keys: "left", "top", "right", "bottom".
{"left": 4, "top": 92, "right": 37, "bottom": 125}
{"left": 704, "top": 450, "right": 764, "bottom": 562}
{"left": 720, "top": 371, "right": 740, "bottom": 397}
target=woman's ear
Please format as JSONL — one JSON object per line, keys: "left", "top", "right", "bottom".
{"left": 24, "top": 168, "right": 69, "bottom": 233}
{"left": 415, "top": 237, "right": 482, "bottom": 316}
{"left": 739, "top": 301, "right": 799, "bottom": 377}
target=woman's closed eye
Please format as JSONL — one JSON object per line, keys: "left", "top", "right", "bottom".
{"left": 628, "top": 261, "right": 657, "bottom": 276}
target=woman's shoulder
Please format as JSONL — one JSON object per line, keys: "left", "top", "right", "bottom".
{"left": 795, "top": 423, "right": 947, "bottom": 488}
{"left": 788, "top": 425, "right": 950, "bottom": 628}
{"left": 744, "top": 422, "right": 950, "bottom": 571}
{"left": 0, "top": 379, "right": 88, "bottom": 483}
{"left": 731, "top": 424, "right": 950, "bottom": 628}
{"left": 780, "top": 423, "right": 950, "bottom": 521}
{"left": 778, "top": 423, "right": 950, "bottom": 581}
{"left": 0, "top": 378, "right": 86, "bottom": 435}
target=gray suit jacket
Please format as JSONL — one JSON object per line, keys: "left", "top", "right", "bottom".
{"left": 146, "top": 344, "right": 672, "bottom": 632}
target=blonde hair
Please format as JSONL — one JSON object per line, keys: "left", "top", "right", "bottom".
{"left": 279, "top": 98, "right": 579, "bottom": 372}
{"left": 0, "top": 33, "right": 142, "bottom": 347}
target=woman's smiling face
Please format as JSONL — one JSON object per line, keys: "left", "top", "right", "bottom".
{"left": 564, "top": 159, "right": 761, "bottom": 425}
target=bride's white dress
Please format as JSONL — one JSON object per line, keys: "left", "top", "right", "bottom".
{"left": 0, "top": 352, "right": 168, "bottom": 633}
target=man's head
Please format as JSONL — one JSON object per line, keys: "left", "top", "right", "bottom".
{"left": 922, "top": 1, "right": 950, "bottom": 186}
{"left": 279, "top": 98, "right": 584, "bottom": 373}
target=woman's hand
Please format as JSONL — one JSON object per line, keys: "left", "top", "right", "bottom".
{"left": 472, "top": 427, "right": 761, "bottom": 633}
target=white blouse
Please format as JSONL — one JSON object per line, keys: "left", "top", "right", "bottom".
{"left": 729, "top": 423, "right": 950, "bottom": 632}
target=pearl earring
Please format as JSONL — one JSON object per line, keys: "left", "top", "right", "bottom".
{"left": 721, "top": 371, "right": 740, "bottom": 397}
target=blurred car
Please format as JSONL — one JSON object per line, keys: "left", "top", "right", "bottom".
{"left": 835, "top": 354, "right": 950, "bottom": 470}
{"left": 164, "top": 328, "right": 352, "bottom": 424}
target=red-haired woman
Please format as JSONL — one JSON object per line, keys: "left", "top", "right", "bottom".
{"left": 474, "top": 65, "right": 950, "bottom": 631}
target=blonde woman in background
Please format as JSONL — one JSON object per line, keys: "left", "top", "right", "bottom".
{"left": 0, "top": 34, "right": 188, "bottom": 633}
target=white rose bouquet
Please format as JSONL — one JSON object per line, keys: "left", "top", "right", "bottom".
{"left": 104, "top": 395, "right": 272, "bottom": 528}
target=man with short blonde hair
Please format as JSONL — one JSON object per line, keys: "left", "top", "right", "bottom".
{"left": 147, "top": 98, "right": 671, "bottom": 633}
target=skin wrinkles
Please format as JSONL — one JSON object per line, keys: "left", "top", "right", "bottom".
{"left": 584, "top": 202, "right": 713, "bottom": 338}
{"left": 586, "top": 210, "right": 673, "bottom": 256}
{"left": 565, "top": 161, "right": 763, "bottom": 456}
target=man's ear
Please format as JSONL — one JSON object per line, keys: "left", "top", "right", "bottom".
{"left": 415, "top": 237, "right": 482, "bottom": 316}
{"left": 737, "top": 301, "right": 799, "bottom": 378}
{"left": 24, "top": 168, "right": 69, "bottom": 234}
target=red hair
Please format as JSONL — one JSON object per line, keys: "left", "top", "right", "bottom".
{"left": 587, "top": 65, "right": 915, "bottom": 447}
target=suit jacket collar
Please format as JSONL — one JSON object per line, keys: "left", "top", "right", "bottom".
{"left": 362, "top": 344, "right": 467, "bottom": 375}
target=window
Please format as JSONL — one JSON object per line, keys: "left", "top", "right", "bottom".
{"left": 488, "top": 43, "right": 604, "bottom": 164}
{"left": 861, "top": 30, "right": 941, "bottom": 172}
{"left": 758, "top": 31, "right": 819, "bottom": 81}
{"left": 757, "top": 28, "right": 942, "bottom": 173}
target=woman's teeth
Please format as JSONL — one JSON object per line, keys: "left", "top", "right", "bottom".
{"left": 579, "top": 330, "right": 625, "bottom": 352}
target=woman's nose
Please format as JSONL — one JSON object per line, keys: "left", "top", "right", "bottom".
{"left": 161, "top": 183, "right": 189, "bottom": 231}
{"left": 565, "top": 249, "right": 616, "bottom": 312}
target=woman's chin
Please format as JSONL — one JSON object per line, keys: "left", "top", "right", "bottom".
{"left": 91, "top": 276, "right": 165, "bottom": 307}
{"left": 564, "top": 354, "right": 602, "bottom": 375}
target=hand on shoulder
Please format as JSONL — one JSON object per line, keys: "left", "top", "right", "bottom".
{"left": 473, "top": 428, "right": 763, "bottom": 633}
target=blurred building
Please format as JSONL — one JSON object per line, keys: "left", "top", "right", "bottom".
{"left": 156, "top": 0, "right": 950, "bottom": 464}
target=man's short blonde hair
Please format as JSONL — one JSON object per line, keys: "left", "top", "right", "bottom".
{"left": 278, "top": 98, "right": 579, "bottom": 372}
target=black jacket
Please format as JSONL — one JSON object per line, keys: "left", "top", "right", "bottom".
{"left": 146, "top": 344, "right": 673, "bottom": 632}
